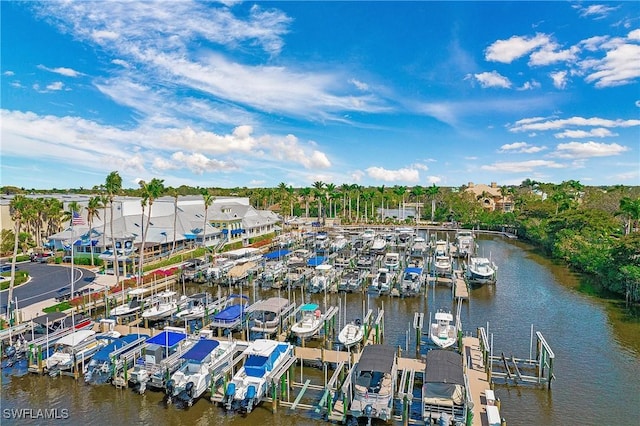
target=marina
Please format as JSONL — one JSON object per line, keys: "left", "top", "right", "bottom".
{"left": 1, "top": 229, "right": 639, "bottom": 425}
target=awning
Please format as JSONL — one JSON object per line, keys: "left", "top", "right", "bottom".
{"left": 263, "top": 249, "right": 290, "bottom": 260}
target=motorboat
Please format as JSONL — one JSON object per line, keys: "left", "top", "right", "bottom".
{"left": 141, "top": 291, "right": 187, "bottom": 322}
{"left": 330, "top": 234, "right": 348, "bottom": 252}
{"left": 371, "top": 237, "right": 387, "bottom": 253}
{"left": 361, "top": 229, "right": 376, "bottom": 241}
{"left": 337, "top": 269, "right": 365, "bottom": 293}
{"left": 166, "top": 338, "right": 238, "bottom": 407}
{"left": 384, "top": 252, "right": 400, "bottom": 271}
{"left": 466, "top": 257, "right": 497, "bottom": 285}
{"left": 422, "top": 350, "right": 470, "bottom": 425}
{"left": 410, "top": 236, "right": 429, "bottom": 257}
{"left": 290, "top": 303, "right": 323, "bottom": 339}
{"left": 338, "top": 319, "right": 364, "bottom": 349}
{"left": 128, "top": 329, "right": 190, "bottom": 394}
{"left": 429, "top": 310, "right": 457, "bottom": 349}
{"left": 111, "top": 288, "right": 147, "bottom": 318}
{"left": 455, "top": 230, "right": 476, "bottom": 258}
{"left": 348, "top": 344, "right": 397, "bottom": 422}
{"left": 45, "top": 329, "right": 118, "bottom": 377}
{"left": 433, "top": 242, "right": 452, "bottom": 277}
{"left": 260, "top": 261, "right": 286, "bottom": 289}
{"left": 224, "top": 339, "right": 294, "bottom": 413}
{"left": 308, "top": 264, "right": 334, "bottom": 293}
{"left": 247, "top": 297, "right": 295, "bottom": 337}
{"left": 334, "top": 253, "right": 356, "bottom": 268}
{"left": 175, "top": 293, "right": 221, "bottom": 321}
{"left": 371, "top": 267, "right": 394, "bottom": 295}
{"left": 209, "top": 294, "right": 249, "bottom": 332}
{"left": 356, "top": 254, "right": 374, "bottom": 270}
{"left": 85, "top": 333, "right": 148, "bottom": 385}
{"left": 399, "top": 267, "right": 423, "bottom": 297}
{"left": 287, "top": 249, "right": 310, "bottom": 268}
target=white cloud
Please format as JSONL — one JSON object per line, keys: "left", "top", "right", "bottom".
{"left": 529, "top": 44, "right": 579, "bottom": 66}
{"left": 37, "top": 64, "right": 82, "bottom": 77}
{"left": 350, "top": 79, "right": 369, "bottom": 91}
{"left": 485, "top": 33, "right": 550, "bottom": 63}
{"left": 517, "top": 80, "right": 541, "bottom": 91}
{"left": 413, "top": 163, "right": 429, "bottom": 171}
{"left": 350, "top": 170, "right": 364, "bottom": 182}
{"left": 550, "top": 71, "right": 568, "bottom": 89}
{"left": 46, "top": 82, "right": 64, "bottom": 91}
{"left": 551, "top": 141, "right": 629, "bottom": 158}
{"left": 580, "top": 36, "right": 610, "bottom": 51}
{"left": 481, "top": 160, "right": 565, "bottom": 173}
{"left": 426, "top": 176, "right": 441, "bottom": 184}
{"left": 4, "top": 71, "right": 15, "bottom": 76}
{"left": 170, "top": 152, "right": 236, "bottom": 174}
{"left": 509, "top": 116, "right": 640, "bottom": 132}
{"left": 583, "top": 42, "right": 640, "bottom": 87}
{"left": 111, "top": 59, "right": 130, "bottom": 68}
{"left": 498, "top": 142, "right": 546, "bottom": 154}
{"left": 366, "top": 166, "right": 420, "bottom": 183}
{"left": 91, "top": 30, "right": 119, "bottom": 41}
{"left": 629, "top": 29, "right": 640, "bottom": 41}
{"left": 473, "top": 71, "right": 512, "bottom": 88}
{"left": 554, "top": 128, "right": 617, "bottom": 138}
{"left": 576, "top": 4, "right": 618, "bottom": 19}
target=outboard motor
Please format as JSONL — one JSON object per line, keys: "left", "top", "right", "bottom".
{"left": 185, "top": 381, "right": 195, "bottom": 406}
{"left": 364, "top": 404, "right": 374, "bottom": 426}
{"left": 4, "top": 345, "right": 16, "bottom": 359}
{"left": 165, "top": 379, "right": 175, "bottom": 404}
{"left": 245, "top": 385, "right": 257, "bottom": 413}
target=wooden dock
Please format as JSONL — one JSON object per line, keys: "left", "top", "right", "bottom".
{"left": 454, "top": 270, "right": 469, "bottom": 300}
{"left": 463, "top": 335, "right": 501, "bottom": 426}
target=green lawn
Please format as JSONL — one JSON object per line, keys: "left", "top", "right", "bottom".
{"left": 0, "top": 271, "right": 29, "bottom": 290}
{"left": 43, "top": 301, "right": 71, "bottom": 313}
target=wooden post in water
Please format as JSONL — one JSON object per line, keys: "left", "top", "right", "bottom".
{"left": 271, "top": 379, "right": 277, "bottom": 413}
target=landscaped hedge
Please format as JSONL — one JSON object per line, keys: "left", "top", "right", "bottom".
{"left": 0, "top": 270, "right": 29, "bottom": 290}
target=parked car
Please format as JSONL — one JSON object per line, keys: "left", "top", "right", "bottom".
{"left": 0, "top": 264, "right": 16, "bottom": 273}
{"left": 31, "top": 252, "right": 55, "bottom": 263}
{"left": 55, "top": 287, "right": 72, "bottom": 302}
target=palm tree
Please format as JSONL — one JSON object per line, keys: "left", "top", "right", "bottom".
{"left": 202, "top": 190, "right": 215, "bottom": 248}
{"left": 426, "top": 184, "right": 440, "bottom": 222}
{"left": 340, "top": 183, "right": 351, "bottom": 219}
{"left": 86, "top": 196, "right": 102, "bottom": 267}
{"left": 312, "top": 181, "right": 325, "bottom": 224}
{"left": 300, "top": 187, "right": 312, "bottom": 218}
{"left": 410, "top": 185, "right": 424, "bottom": 223}
{"left": 105, "top": 171, "right": 123, "bottom": 287}
{"left": 166, "top": 187, "right": 179, "bottom": 255}
{"left": 393, "top": 186, "right": 407, "bottom": 221}
{"left": 286, "top": 185, "right": 295, "bottom": 218}
{"left": 353, "top": 184, "right": 363, "bottom": 222}
{"left": 7, "top": 195, "right": 27, "bottom": 324}
{"left": 325, "top": 183, "right": 336, "bottom": 218}
{"left": 361, "top": 191, "right": 373, "bottom": 222}
{"left": 138, "top": 178, "right": 165, "bottom": 282}
{"left": 376, "top": 186, "right": 386, "bottom": 222}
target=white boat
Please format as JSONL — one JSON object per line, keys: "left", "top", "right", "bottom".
{"left": 361, "top": 228, "right": 376, "bottom": 241}
{"left": 209, "top": 294, "right": 249, "bottom": 332}
{"left": 308, "top": 264, "right": 334, "bottom": 293}
{"left": 84, "top": 333, "right": 148, "bottom": 385}
{"left": 260, "top": 261, "right": 286, "bottom": 289}
{"left": 111, "top": 288, "right": 147, "bottom": 317}
{"left": 399, "top": 267, "right": 424, "bottom": 296}
{"left": 247, "top": 297, "right": 295, "bottom": 336}
{"left": 371, "top": 267, "right": 394, "bottom": 295}
{"left": 371, "top": 237, "right": 387, "bottom": 253}
{"left": 466, "top": 257, "right": 497, "bottom": 285}
{"left": 330, "top": 234, "right": 348, "bottom": 252}
{"left": 384, "top": 252, "right": 400, "bottom": 270}
{"left": 224, "top": 339, "right": 294, "bottom": 413}
{"left": 455, "top": 229, "right": 476, "bottom": 258}
{"left": 356, "top": 254, "right": 374, "bottom": 270}
{"left": 410, "top": 236, "right": 429, "bottom": 257}
{"left": 429, "top": 310, "right": 457, "bottom": 349}
{"left": 290, "top": 303, "right": 323, "bottom": 339}
{"left": 422, "top": 350, "right": 469, "bottom": 425}
{"left": 337, "top": 269, "right": 365, "bottom": 293}
{"left": 433, "top": 242, "right": 452, "bottom": 276}
{"left": 166, "top": 338, "right": 237, "bottom": 407}
{"left": 338, "top": 319, "right": 364, "bottom": 349}
{"left": 349, "top": 344, "right": 397, "bottom": 422}
{"left": 175, "top": 293, "right": 221, "bottom": 321}
{"left": 128, "top": 330, "right": 190, "bottom": 394}
{"left": 45, "top": 329, "right": 117, "bottom": 376}
{"left": 287, "top": 249, "right": 310, "bottom": 268}
{"left": 315, "top": 233, "right": 329, "bottom": 252}
{"left": 142, "top": 291, "right": 187, "bottom": 321}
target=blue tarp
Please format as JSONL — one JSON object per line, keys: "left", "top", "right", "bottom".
{"left": 263, "top": 249, "right": 290, "bottom": 260}
{"left": 182, "top": 339, "right": 220, "bottom": 362}
{"left": 307, "top": 256, "right": 326, "bottom": 266}
{"left": 404, "top": 267, "right": 423, "bottom": 274}
{"left": 146, "top": 331, "right": 187, "bottom": 347}
{"left": 92, "top": 334, "right": 148, "bottom": 362}
{"left": 214, "top": 304, "right": 244, "bottom": 322}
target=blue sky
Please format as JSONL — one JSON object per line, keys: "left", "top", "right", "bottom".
{"left": 1, "top": 1, "right": 639, "bottom": 190}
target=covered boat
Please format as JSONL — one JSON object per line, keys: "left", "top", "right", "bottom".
{"left": 422, "top": 350, "right": 470, "bottom": 425}
{"left": 209, "top": 294, "right": 249, "bottom": 332}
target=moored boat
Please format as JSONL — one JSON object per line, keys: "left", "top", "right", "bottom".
{"left": 466, "top": 256, "right": 497, "bottom": 285}
{"left": 290, "top": 303, "right": 323, "bottom": 339}
{"left": 337, "top": 319, "right": 364, "bottom": 349}
{"left": 349, "top": 344, "right": 397, "bottom": 422}
{"left": 429, "top": 310, "right": 457, "bottom": 349}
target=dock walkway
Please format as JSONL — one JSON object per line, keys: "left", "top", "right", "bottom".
{"left": 463, "top": 335, "right": 493, "bottom": 426}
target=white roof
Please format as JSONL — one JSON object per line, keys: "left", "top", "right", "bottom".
{"left": 129, "top": 288, "right": 147, "bottom": 295}
{"left": 244, "top": 338, "right": 280, "bottom": 356}
{"left": 316, "top": 264, "right": 333, "bottom": 271}
{"left": 56, "top": 329, "right": 96, "bottom": 346}
{"left": 434, "top": 312, "right": 454, "bottom": 321}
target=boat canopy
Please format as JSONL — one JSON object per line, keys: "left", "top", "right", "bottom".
{"left": 92, "top": 334, "right": 147, "bottom": 363}
{"left": 182, "top": 339, "right": 220, "bottom": 362}
{"left": 424, "top": 350, "right": 464, "bottom": 385}
{"left": 263, "top": 249, "right": 290, "bottom": 260}
{"left": 246, "top": 297, "right": 290, "bottom": 314}
{"left": 404, "top": 267, "right": 423, "bottom": 275}
{"left": 56, "top": 329, "right": 96, "bottom": 347}
{"left": 300, "top": 303, "right": 319, "bottom": 311}
{"left": 146, "top": 331, "right": 187, "bottom": 347}
{"left": 214, "top": 304, "right": 244, "bottom": 321}
{"left": 244, "top": 340, "right": 289, "bottom": 378}
{"left": 307, "top": 256, "right": 326, "bottom": 266}
{"left": 356, "top": 344, "right": 396, "bottom": 373}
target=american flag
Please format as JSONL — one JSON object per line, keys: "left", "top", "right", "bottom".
{"left": 72, "top": 211, "right": 85, "bottom": 226}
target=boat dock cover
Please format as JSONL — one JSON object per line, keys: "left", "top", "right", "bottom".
{"left": 300, "top": 303, "right": 319, "bottom": 311}
{"left": 424, "top": 350, "right": 464, "bottom": 385}
{"left": 263, "top": 249, "right": 290, "bottom": 260}
{"left": 182, "top": 339, "right": 220, "bottom": 362}
{"left": 404, "top": 267, "right": 423, "bottom": 274}
{"left": 357, "top": 344, "right": 396, "bottom": 373}
{"left": 146, "top": 331, "right": 187, "bottom": 347}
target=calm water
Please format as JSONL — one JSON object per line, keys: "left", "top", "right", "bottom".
{"left": 2, "top": 235, "right": 639, "bottom": 425}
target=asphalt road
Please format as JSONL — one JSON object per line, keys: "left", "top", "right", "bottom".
{"left": 0, "top": 261, "right": 96, "bottom": 309}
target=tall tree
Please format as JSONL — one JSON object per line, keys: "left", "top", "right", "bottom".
{"left": 7, "top": 195, "right": 27, "bottom": 324}
{"left": 393, "top": 186, "right": 407, "bottom": 220}
{"left": 312, "top": 181, "right": 325, "bottom": 224}
{"left": 427, "top": 184, "right": 440, "bottom": 222}
{"left": 618, "top": 197, "right": 640, "bottom": 235}
{"left": 377, "top": 185, "right": 386, "bottom": 222}
{"left": 86, "top": 196, "right": 102, "bottom": 267}
{"left": 105, "top": 171, "right": 123, "bottom": 287}
{"left": 137, "top": 178, "right": 165, "bottom": 282}
{"left": 202, "top": 190, "right": 215, "bottom": 248}
{"left": 300, "top": 187, "right": 312, "bottom": 218}
{"left": 410, "top": 185, "right": 424, "bottom": 222}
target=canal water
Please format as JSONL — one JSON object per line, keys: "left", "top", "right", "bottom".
{"left": 1, "top": 235, "right": 639, "bottom": 425}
